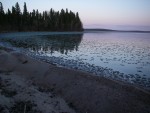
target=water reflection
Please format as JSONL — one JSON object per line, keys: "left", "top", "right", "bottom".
{"left": 1, "top": 34, "right": 83, "bottom": 55}
{"left": 0, "top": 32, "right": 150, "bottom": 90}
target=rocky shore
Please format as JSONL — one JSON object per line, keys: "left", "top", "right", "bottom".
{"left": 0, "top": 47, "right": 150, "bottom": 113}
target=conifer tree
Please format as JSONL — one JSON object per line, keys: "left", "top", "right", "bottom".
{"left": 0, "top": 2, "right": 4, "bottom": 14}
{"left": 0, "top": 2, "right": 83, "bottom": 32}
{"left": 15, "top": 2, "right": 21, "bottom": 31}
{"left": 23, "top": 2, "right": 28, "bottom": 28}
{"left": 0, "top": 2, "right": 4, "bottom": 27}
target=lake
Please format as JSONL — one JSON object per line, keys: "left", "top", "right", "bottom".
{"left": 0, "top": 31, "right": 150, "bottom": 89}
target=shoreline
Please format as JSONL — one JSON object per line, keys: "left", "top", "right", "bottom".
{"left": 1, "top": 31, "right": 149, "bottom": 91}
{"left": 1, "top": 29, "right": 150, "bottom": 34}
{"left": 0, "top": 47, "right": 150, "bottom": 113}
{"left": 28, "top": 50, "right": 150, "bottom": 92}
{"left": 1, "top": 45, "right": 149, "bottom": 93}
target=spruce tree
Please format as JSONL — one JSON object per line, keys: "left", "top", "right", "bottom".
{"left": 36, "top": 9, "right": 39, "bottom": 31}
{"left": 23, "top": 2, "right": 27, "bottom": 16}
{"left": 0, "top": 2, "right": 4, "bottom": 28}
{"left": 15, "top": 2, "right": 21, "bottom": 31}
{"left": 0, "top": 2, "right": 4, "bottom": 14}
{"left": 6, "top": 9, "right": 12, "bottom": 30}
{"left": 0, "top": 2, "right": 83, "bottom": 32}
{"left": 23, "top": 2, "right": 28, "bottom": 28}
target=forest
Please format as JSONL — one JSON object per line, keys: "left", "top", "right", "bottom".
{"left": 0, "top": 2, "right": 83, "bottom": 32}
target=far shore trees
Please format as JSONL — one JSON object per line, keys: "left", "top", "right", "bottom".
{"left": 0, "top": 2, "right": 83, "bottom": 32}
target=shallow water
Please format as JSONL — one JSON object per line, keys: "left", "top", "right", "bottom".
{"left": 0, "top": 31, "right": 150, "bottom": 89}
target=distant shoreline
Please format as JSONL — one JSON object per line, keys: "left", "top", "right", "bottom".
{"left": 84, "top": 28, "right": 150, "bottom": 33}
{"left": 1, "top": 29, "right": 150, "bottom": 34}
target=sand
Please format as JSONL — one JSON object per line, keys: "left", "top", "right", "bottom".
{"left": 0, "top": 72, "right": 76, "bottom": 113}
{"left": 0, "top": 49, "right": 150, "bottom": 113}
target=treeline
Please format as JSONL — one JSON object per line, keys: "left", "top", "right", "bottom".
{"left": 0, "top": 2, "right": 83, "bottom": 32}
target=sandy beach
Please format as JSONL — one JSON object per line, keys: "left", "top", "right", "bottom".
{"left": 0, "top": 47, "right": 150, "bottom": 113}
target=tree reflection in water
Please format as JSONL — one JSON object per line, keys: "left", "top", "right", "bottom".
{"left": 1, "top": 34, "right": 83, "bottom": 55}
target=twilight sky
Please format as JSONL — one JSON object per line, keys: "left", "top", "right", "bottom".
{"left": 1, "top": 0, "right": 150, "bottom": 30}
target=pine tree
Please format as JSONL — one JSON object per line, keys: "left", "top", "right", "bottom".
{"left": 36, "top": 9, "right": 39, "bottom": 31}
{"left": 11, "top": 6, "right": 16, "bottom": 30}
{"left": 23, "top": 2, "right": 27, "bottom": 16}
{"left": 15, "top": 2, "right": 21, "bottom": 31}
{"left": 0, "top": 2, "right": 4, "bottom": 14}
{"left": 0, "top": 2, "right": 83, "bottom": 32}
{"left": 23, "top": 2, "right": 28, "bottom": 29}
{"left": 15, "top": 2, "right": 21, "bottom": 15}
{"left": 0, "top": 2, "right": 4, "bottom": 28}
{"left": 6, "top": 9, "right": 12, "bottom": 30}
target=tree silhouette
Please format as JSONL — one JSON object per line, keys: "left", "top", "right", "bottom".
{"left": 15, "top": 2, "right": 21, "bottom": 31}
{"left": 0, "top": 2, "right": 83, "bottom": 32}
{"left": 0, "top": 2, "right": 4, "bottom": 29}
{"left": 23, "top": 2, "right": 28, "bottom": 30}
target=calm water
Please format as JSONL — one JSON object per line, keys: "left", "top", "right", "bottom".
{"left": 0, "top": 31, "right": 150, "bottom": 89}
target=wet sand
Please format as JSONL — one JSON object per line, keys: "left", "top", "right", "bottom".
{"left": 0, "top": 49, "right": 150, "bottom": 113}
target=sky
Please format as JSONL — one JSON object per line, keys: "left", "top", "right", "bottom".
{"left": 1, "top": 0, "right": 150, "bottom": 30}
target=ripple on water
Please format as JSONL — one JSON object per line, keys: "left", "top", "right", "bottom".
{"left": 1, "top": 32, "right": 150, "bottom": 90}
{"left": 27, "top": 52, "right": 150, "bottom": 90}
